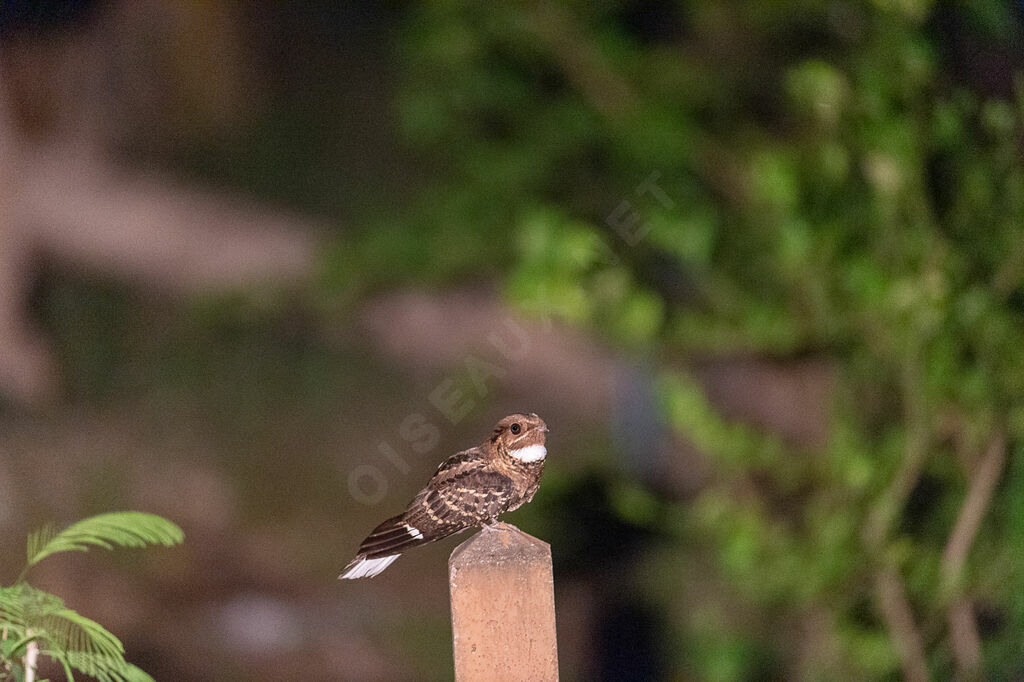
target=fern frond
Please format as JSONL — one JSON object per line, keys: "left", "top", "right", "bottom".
{"left": 55, "top": 652, "right": 155, "bottom": 682}
{"left": 38, "top": 609, "right": 124, "bottom": 659}
{"left": 0, "top": 585, "right": 124, "bottom": 660}
{"left": 26, "top": 513, "right": 184, "bottom": 568}
{"left": 26, "top": 525, "right": 59, "bottom": 567}
{"left": 0, "top": 583, "right": 52, "bottom": 637}
{"left": 0, "top": 584, "right": 31, "bottom": 626}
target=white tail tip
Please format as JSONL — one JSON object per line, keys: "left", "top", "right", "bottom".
{"left": 338, "top": 554, "right": 399, "bottom": 580}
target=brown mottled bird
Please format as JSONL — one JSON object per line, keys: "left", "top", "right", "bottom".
{"left": 339, "top": 413, "right": 549, "bottom": 579}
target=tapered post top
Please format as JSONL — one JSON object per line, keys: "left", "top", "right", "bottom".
{"left": 449, "top": 523, "right": 559, "bottom": 681}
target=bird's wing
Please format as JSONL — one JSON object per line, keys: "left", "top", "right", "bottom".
{"left": 406, "top": 467, "right": 515, "bottom": 533}
{"left": 404, "top": 447, "right": 513, "bottom": 533}
{"left": 431, "top": 446, "right": 487, "bottom": 479}
{"left": 352, "top": 449, "right": 511, "bottom": 558}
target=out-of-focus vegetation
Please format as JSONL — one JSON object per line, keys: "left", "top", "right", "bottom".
{"left": 0, "top": 513, "right": 183, "bottom": 682}
{"left": 5, "top": 0, "right": 1024, "bottom": 679}
{"left": 321, "top": 1, "right": 1024, "bottom": 678}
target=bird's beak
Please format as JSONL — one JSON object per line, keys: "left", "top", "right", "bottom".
{"left": 541, "top": 425, "right": 549, "bottom": 433}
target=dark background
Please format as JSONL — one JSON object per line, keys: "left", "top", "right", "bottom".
{"left": 1, "top": 1, "right": 1023, "bottom": 679}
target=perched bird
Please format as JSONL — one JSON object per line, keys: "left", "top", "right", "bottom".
{"left": 339, "top": 413, "right": 549, "bottom": 579}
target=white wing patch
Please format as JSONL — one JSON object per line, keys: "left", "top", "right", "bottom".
{"left": 509, "top": 444, "right": 547, "bottom": 462}
{"left": 403, "top": 523, "right": 423, "bottom": 540}
{"left": 338, "top": 554, "right": 399, "bottom": 580}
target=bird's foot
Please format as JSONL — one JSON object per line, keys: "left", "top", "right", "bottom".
{"left": 482, "top": 521, "right": 518, "bottom": 533}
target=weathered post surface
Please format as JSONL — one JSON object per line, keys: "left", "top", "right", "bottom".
{"left": 449, "top": 522, "right": 559, "bottom": 681}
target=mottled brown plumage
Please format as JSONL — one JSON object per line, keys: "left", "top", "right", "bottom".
{"left": 339, "top": 413, "right": 549, "bottom": 579}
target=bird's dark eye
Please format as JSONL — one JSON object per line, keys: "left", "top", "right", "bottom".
{"left": 510, "top": 423, "right": 521, "bottom": 434}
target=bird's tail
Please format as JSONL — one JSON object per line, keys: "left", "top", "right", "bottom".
{"left": 338, "top": 514, "right": 432, "bottom": 580}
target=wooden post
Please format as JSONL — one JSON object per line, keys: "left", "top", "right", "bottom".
{"left": 449, "top": 522, "right": 559, "bottom": 681}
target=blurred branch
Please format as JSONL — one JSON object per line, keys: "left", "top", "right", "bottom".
{"left": 941, "top": 432, "right": 1006, "bottom": 677}
{"left": 947, "top": 601, "right": 981, "bottom": 679}
{"left": 521, "top": 4, "right": 759, "bottom": 214}
{"left": 0, "top": 59, "right": 320, "bottom": 406}
{"left": 863, "top": 353, "right": 930, "bottom": 549}
{"left": 943, "top": 434, "right": 1006, "bottom": 581}
{"left": 14, "top": 150, "right": 318, "bottom": 293}
{"left": 874, "top": 568, "right": 929, "bottom": 682}
{"left": 0, "top": 64, "right": 60, "bottom": 404}
{"left": 863, "top": 352, "right": 930, "bottom": 680}
{"left": 519, "top": 4, "right": 637, "bottom": 119}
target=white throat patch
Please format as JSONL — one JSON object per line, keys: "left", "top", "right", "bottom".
{"left": 509, "top": 444, "right": 547, "bottom": 462}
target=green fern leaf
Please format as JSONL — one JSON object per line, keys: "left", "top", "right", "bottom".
{"left": 26, "top": 526, "right": 59, "bottom": 567}
{"left": 25, "top": 513, "right": 184, "bottom": 568}
{"left": 41, "top": 608, "right": 124, "bottom": 659}
{"left": 0, "top": 585, "right": 124, "bottom": 660}
{"left": 57, "top": 652, "right": 155, "bottom": 682}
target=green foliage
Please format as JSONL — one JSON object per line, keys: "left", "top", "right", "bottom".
{"left": 25, "top": 513, "right": 184, "bottom": 570}
{"left": 380, "top": 0, "right": 1024, "bottom": 677}
{"left": 1, "top": 513, "right": 183, "bottom": 682}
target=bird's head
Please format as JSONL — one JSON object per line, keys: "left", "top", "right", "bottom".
{"left": 491, "top": 413, "right": 549, "bottom": 462}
